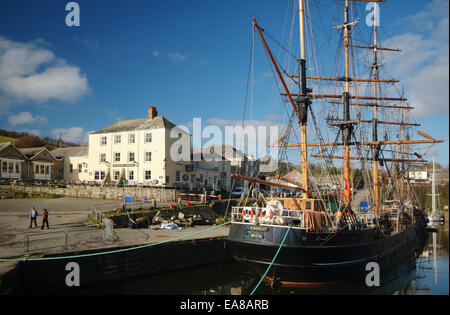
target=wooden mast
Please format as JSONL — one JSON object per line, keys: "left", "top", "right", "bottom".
{"left": 299, "top": 0, "right": 309, "bottom": 199}
{"left": 343, "top": 0, "right": 351, "bottom": 205}
{"left": 406, "top": 109, "right": 411, "bottom": 199}
{"left": 372, "top": 2, "right": 380, "bottom": 215}
{"left": 400, "top": 103, "right": 406, "bottom": 198}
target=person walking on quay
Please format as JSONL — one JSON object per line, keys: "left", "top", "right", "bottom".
{"left": 41, "top": 208, "right": 49, "bottom": 230}
{"left": 29, "top": 206, "right": 38, "bottom": 228}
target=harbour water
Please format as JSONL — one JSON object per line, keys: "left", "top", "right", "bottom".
{"left": 60, "top": 225, "right": 448, "bottom": 295}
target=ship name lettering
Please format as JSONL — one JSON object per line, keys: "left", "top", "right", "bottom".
{"left": 249, "top": 226, "right": 269, "bottom": 232}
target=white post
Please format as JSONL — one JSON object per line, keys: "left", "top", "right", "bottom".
{"left": 432, "top": 157, "right": 436, "bottom": 214}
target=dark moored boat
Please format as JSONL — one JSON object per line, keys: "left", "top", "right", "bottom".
{"left": 226, "top": 0, "right": 440, "bottom": 288}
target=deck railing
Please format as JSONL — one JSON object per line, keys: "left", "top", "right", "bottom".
{"left": 231, "top": 206, "right": 306, "bottom": 228}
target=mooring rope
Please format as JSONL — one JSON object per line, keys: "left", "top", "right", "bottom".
{"left": 250, "top": 224, "right": 292, "bottom": 295}
{"left": 0, "top": 220, "right": 232, "bottom": 262}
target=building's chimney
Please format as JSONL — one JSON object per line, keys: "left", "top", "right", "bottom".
{"left": 148, "top": 106, "right": 158, "bottom": 119}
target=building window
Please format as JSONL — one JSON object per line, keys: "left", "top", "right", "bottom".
{"left": 114, "top": 152, "right": 121, "bottom": 162}
{"left": 15, "top": 163, "right": 20, "bottom": 173}
{"left": 78, "top": 164, "right": 82, "bottom": 172}
{"left": 45, "top": 165, "right": 50, "bottom": 175}
{"left": 100, "top": 136, "right": 107, "bottom": 146}
{"left": 114, "top": 170, "right": 120, "bottom": 181}
{"left": 176, "top": 171, "right": 181, "bottom": 182}
{"left": 35, "top": 164, "right": 39, "bottom": 174}
{"left": 128, "top": 152, "right": 135, "bottom": 163}
{"left": 114, "top": 134, "right": 121, "bottom": 144}
{"left": 100, "top": 171, "right": 105, "bottom": 180}
{"left": 94, "top": 171, "right": 99, "bottom": 180}
{"left": 145, "top": 133, "right": 152, "bottom": 143}
{"left": 69, "top": 164, "right": 73, "bottom": 174}
{"left": 305, "top": 201, "right": 312, "bottom": 210}
{"left": 100, "top": 153, "right": 106, "bottom": 163}
{"left": 129, "top": 170, "right": 134, "bottom": 180}
{"left": 1, "top": 161, "right": 7, "bottom": 172}
{"left": 145, "top": 151, "right": 152, "bottom": 162}
{"left": 145, "top": 170, "right": 151, "bottom": 181}
{"left": 129, "top": 133, "right": 135, "bottom": 144}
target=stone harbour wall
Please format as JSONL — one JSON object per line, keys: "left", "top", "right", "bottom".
{"left": 9, "top": 185, "right": 176, "bottom": 202}
{"left": 1, "top": 237, "right": 232, "bottom": 293}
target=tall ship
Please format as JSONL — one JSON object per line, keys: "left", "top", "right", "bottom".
{"left": 226, "top": 0, "right": 443, "bottom": 288}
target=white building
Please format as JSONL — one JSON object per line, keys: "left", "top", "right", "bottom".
{"left": 51, "top": 146, "right": 89, "bottom": 182}
{"left": 55, "top": 106, "right": 247, "bottom": 192}
{"left": 85, "top": 106, "right": 188, "bottom": 186}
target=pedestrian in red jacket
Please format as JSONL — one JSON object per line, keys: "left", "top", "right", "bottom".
{"left": 41, "top": 208, "right": 49, "bottom": 229}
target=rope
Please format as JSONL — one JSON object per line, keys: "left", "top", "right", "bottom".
{"left": 0, "top": 221, "right": 232, "bottom": 262}
{"left": 250, "top": 224, "right": 292, "bottom": 295}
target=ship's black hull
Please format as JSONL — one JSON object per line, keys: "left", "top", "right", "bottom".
{"left": 226, "top": 223, "right": 426, "bottom": 286}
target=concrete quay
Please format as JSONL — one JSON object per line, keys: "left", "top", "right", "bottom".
{"left": 0, "top": 197, "right": 232, "bottom": 293}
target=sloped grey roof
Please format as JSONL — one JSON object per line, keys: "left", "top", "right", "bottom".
{"left": 91, "top": 116, "right": 177, "bottom": 134}
{"left": 206, "top": 144, "right": 248, "bottom": 160}
{"left": 50, "top": 146, "right": 88, "bottom": 158}
{"left": 0, "top": 142, "right": 12, "bottom": 152}
{"left": 0, "top": 142, "right": 28, "bottom": 160}
{"left": 19, "top": 147, "right": 46, "bottom": 159}
{"left": 192, "top": 147, "right": 224, "bottom": 161}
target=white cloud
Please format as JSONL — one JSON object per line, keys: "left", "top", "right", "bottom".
{"left": 52, "top": 127, "right": 84, "bottom": 144}
{"left": 403, "top": 0, "right": 448, "bottom": 33}
{"left": 0, "top": 36, "right": 90, "bottom": 108}
{"left": 8, "top": 111, "right": 47, "bottom": 126}
{"left": 382, "top": 0, "right": 449, "bottom": 119}
{"left": 167, "top": 52, "right": 187, "bottom": 62}
{"left": 153, "top": 51, "right": 160, "bottom": 58}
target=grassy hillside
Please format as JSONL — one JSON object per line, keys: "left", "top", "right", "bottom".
{"left": 0, "top": 129, "right": 77, "bottom": 148}
{"left": 0, "top": 135, "right": 17, "bottom": 143}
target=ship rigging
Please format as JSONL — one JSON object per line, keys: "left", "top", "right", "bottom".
{"left": 226, "top": 0, "right": 442, "bottom": 288}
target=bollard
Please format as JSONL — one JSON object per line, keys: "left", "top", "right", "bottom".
{"left": 24, "top": 236, "right": 29, "bottom": 253}
{"left": 64, "top": 231, "right": 68, "bottom": 249}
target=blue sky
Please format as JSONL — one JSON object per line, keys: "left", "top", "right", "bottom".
{"left": 0, "top": 0, "right": 448, "bottom": 166}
